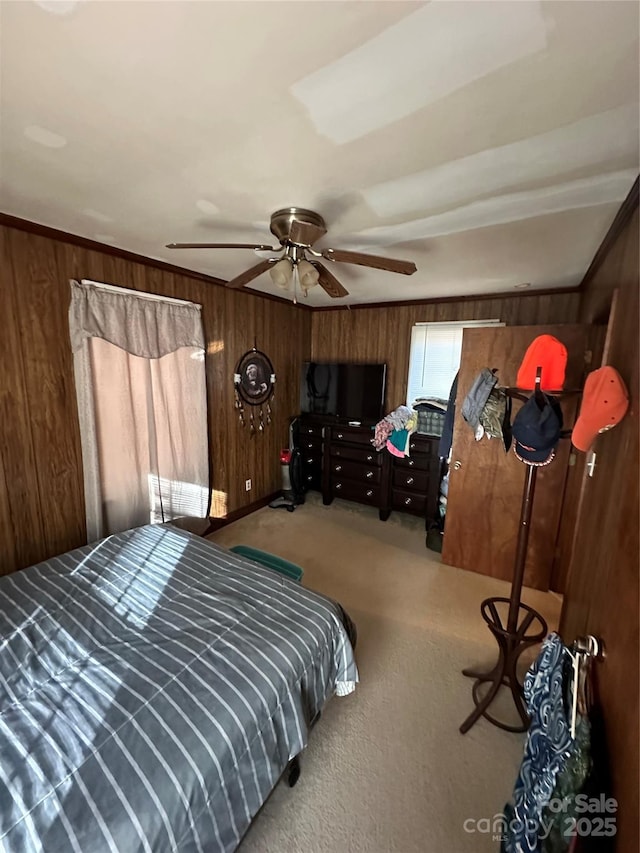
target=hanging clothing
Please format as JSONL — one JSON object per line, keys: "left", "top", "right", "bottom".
{"left": 438, "top": 372, "right": 459, "bottom": 459}
{"left": 461, "top": 368, "right": 498, "bottom": 432}
{"left": 502, "top": 633, "right": 577, "bottom": 853}
{"left": 479, "top": 387, "right": 507, "bottom": 440}
{"left": 541, "top": 715, "right": 592, "bottom": 853}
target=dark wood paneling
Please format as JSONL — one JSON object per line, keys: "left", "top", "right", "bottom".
{"left": 11, "top": 230, "right": 86, "bottom": 561}
{"left": 0, "top": 216, "right": 591, "bottom": 579}
{"left": 0, "top": 223, "right": 310, "bottom": 575}
{"left": 560, "top": 205, "right": 639, "bottom": 853}
{"left": 580, "top": 200, "right": 639, "bottom": 324}
{"left": 311, "top": 292, "right": 581, "bottom": 410}
{"left": 0, "top": 212, "right": 315, "bottom": 312}
{"left": 0, "top": 228, "right": 48, "bottom": 569}
{"left": 549, "top": 324, "right": 606, "bottom": 593}
{"left": 578, "top": 176, "right": 638, "bottom": 303}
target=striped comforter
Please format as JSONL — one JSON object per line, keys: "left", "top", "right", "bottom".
{"left": 0, "top": 525, "right": 357, "bottom": 852}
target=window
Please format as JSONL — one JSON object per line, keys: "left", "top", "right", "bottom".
{"left": 69, "top": 279, "right": 210, "bottom": 541}
{"left": 406, "top": 320, "right": 503, "bottom": 405}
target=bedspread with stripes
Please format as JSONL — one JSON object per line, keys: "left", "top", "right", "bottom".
{"left": 0, "top": 524, "right": 357, "bottom": 852}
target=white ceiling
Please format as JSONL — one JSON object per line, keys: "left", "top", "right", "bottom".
{"left": 1, "top": 1, "right": 638, "bottom": 306}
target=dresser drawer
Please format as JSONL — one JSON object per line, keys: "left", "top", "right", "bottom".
{"left": 300, "top": 436, "right": 323, "bottom": 453}
{"left": 407, "top": 436, "right": 438, "bottom": 457}
{"left": 304, "top": 470, "right": 322, "bottom": 491}
{"left": 330, "top": 459, "right": 381, "bottom": 484}
{"left": 391, "top": 488, "right": 427, "bottom": 514}
{"left": 302, "top": 449, "right": 322, "bottom": 467}
{"left": 299, "top": 422, "right": 324, "bottom": 438}
{"left": 330, "top": 427, "right": 374, "bottom": 446}
{"left": 393, "top": 453, "right": 432, "bottom": 472}
{"left": 332, "top": 479, "right": 381, "bottom": 505}
{"left": 392, "top": 468, "right": 429, "bottom": 492}
{"left": 331, "top": 445, "right": 382, "bottom": 466}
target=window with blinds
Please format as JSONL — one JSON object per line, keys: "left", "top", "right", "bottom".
{"left": 406, "top": 320, "right": 503, "bottom": 406}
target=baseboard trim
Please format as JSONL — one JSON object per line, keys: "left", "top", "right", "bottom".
{"left": 207, "top": 492, "right": 281, "bottom": 532}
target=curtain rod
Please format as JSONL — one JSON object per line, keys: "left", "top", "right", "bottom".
{"left": 79, "top": 279, "right": 201, "bottom": 309}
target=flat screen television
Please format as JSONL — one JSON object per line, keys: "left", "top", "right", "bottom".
{"left": 300, "top": 362, "right": 387, "bottom": 423}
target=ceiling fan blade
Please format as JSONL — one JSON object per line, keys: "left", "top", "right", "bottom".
{"left": 321, "top": 247, "right": 417, "bottom": 275}
{"left": 289, "top": 219, "right": 327, "bottom": 247}
{"left": 226, "top": 258, "right": 276, "bottom": 289}
{"left": 166, "top": 242, "right": 277, "bottom": 250}
{"left": 313, "top": 262, "right": 349, "bottom": 298}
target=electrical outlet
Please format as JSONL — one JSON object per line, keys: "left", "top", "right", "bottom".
{"left": 245, "top": 479, "right": 252, "bottom": 492}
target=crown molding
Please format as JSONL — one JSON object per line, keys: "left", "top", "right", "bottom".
{"left": 579, "top": 175, "right": 639, "bottom": 291}
{"left": 311, "top": 285, "right": 581, "bottom": 312}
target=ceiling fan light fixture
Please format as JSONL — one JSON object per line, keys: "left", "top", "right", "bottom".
{"left": 298, "top": 259, "right": 320, "bottom": 293}
{"left": 269, "top": 258, "right": 293, "bottom": 290}
{"left": 167, "top": 206, "right": 417, "bottom": 300}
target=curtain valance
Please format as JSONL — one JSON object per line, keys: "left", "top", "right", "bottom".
{"left": 69, "top": 279, "right": 204, "bottom": 359}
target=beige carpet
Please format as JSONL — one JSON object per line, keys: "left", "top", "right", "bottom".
{"left": 209, "top": 493, "right": 561, "bottom": 853}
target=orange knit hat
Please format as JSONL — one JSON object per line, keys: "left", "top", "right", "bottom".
{"left": 516, "top": 335, "right": 567, "bottom": 391}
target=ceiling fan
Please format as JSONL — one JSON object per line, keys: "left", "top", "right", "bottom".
{"left": 166, "top": 207, "right": 417, "bottom": 299}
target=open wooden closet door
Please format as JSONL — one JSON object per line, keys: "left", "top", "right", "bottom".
{"left": 441, "top": 324, "right": 588, "bottom": 592}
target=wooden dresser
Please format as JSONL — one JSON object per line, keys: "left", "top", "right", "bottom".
{"left": 296, "top": 415, "right": 441, "bottom": 526}
{"left": 323, "top": 423, "right": 391, "bottom": 520}
{"left": 389, "top": 433, "right": 441, "bottom": 522}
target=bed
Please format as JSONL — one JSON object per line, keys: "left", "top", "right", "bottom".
{"left": 0, "top": 524, "right": 358, "bottom": 852}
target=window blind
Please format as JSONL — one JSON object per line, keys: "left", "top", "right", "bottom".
{"left": 406, "top": 320, "right": 503, "bottom": 405}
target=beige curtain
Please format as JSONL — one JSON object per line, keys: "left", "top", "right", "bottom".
{"left": 69, "top": 279, "right": 210, "bottom": 542}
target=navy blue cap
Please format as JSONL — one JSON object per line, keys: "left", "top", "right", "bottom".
{"left": 512, "top": 394, "right": 563, "bottom": 466}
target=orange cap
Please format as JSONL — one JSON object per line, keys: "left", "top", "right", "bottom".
{"left": 572, "top": 366, "right": 629, "bottom": 452}
{"left": 516, "top": 335, "right": 567, "bottom": 391}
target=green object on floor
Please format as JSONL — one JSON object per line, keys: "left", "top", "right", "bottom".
{"left": 229, "top": 545, "right": 304, "bottom": 583}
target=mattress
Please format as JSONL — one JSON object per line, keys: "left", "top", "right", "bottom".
{"left": 0, "top": 524, "right": 357, "bottom": 852}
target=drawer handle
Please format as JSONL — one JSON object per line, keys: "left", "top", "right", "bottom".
{"left": 337, "top": 433, "right": 343, "bottom": 439}
{"left": 307, "top": 475, "right": 313, "bottom": 481}
{"left": 404, "top": 497, "right": 412, "bottom": 505}
{"left": 307, "top": 428, "right": 314, "bottom": 433}
{"left": 306, "top": 457, "right": 314, "bottom": 464}
{"left": 366, "top": 455, "right": 373, "bottom": 461}
{"left": 366, "top": 471, "right": 374, "bottom": 479}
{"left": 335, "top": 483, "right": 342, "bottom": 490}
{"left": 307, "top": 443, "right": 314, "bottom": 449}
{"left": 335, "top": 464, "right": 342, "bottom": 472}
{"left": 406, "top": 476, "right": 414, "bottom": 485}
{"left": 410, "top": 443, "right": 416, "bottom": 450}
{"left": 408, "top": 459, "right": 414, "bottom": 467}
{"left": 366, "top": 489, "right": 373, "bottom": 497}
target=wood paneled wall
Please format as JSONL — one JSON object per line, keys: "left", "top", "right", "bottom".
{"left": 311, "top": 292, "right": 581, "bottom": 410}
{"left": 0, "top": 216, "right": 589, "bottom": 581}
{"left": 0, "top": 223, "right": 310, "bottom": 575}
{"left": 560, "top": 205, "right": 639, "bottom": 852}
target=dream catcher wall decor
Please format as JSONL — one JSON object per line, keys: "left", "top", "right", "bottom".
{"left": 234, "top": 348, "right": 276, "bottom": 435}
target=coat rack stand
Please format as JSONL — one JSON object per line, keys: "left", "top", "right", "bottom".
{"left": 460, "top": 368, "right": 550, "bottom": 734}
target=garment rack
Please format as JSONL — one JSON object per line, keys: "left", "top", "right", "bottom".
{"left": 460, "top": 367, "right": 562, "bottom": 734}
